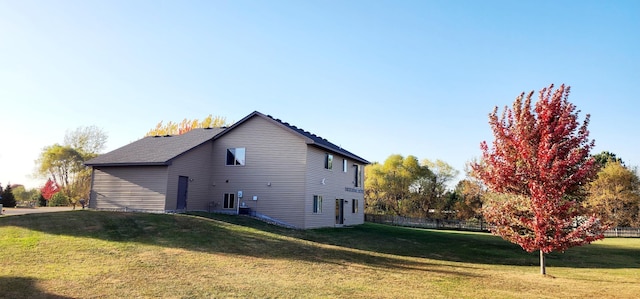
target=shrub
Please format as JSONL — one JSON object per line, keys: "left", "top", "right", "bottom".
{"left": 49, "top": 192, "right": 70, "bottom": 207}
{"left": 33, "top": 193, "right": 47, "bottom": 207}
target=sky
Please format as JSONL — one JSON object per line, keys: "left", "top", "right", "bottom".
{"left": 1, "top": 0, "right": 639, "bottom": 189}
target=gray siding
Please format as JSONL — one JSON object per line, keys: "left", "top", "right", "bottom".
{"left": 304, "top": 147, "right": 365, "bottom": 228}
{"left": 89, "top": 166, "right": 168, "bottom": 211}
{"left": 166, "top": 141, "right": 214, "bottom": 211}
{"left": 211, "top": 116, "right": 308, "bottom": 228}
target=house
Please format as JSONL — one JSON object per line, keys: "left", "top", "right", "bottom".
{"left": 85, "top": 111, "right": 369, "bottom": 229}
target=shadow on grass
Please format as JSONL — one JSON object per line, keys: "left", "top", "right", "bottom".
{"left": 0, "top": 211, "right": 478, "bottom": 277}
{"left": 2, "top": 211, "right": 639, "bottom": 270}
{"left": 189, "top": 212, "right": 640, "bottom": 269}
{"left": 0, "top": 276, "right": 72, "bottom": 299}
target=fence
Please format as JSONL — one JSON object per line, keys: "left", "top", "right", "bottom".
{"left": 604, "top": 227, "right": 640, "bottom": 238}
{"left": 365, "top": 214, "right": 640, "bottom": 238}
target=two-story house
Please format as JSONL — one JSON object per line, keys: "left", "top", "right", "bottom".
{"left": 85, "top": 111, "right": 369, "bottom": 229}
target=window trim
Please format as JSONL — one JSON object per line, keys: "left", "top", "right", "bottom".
{"left": 223, "top": 193, "right": 236, "bottom": 209}
{"left": 325, "top": 153, "right": 333, "bottom": 170}
{"left": 226, "top": 147, "right": 246, "bottom": 166}
{"left": 352, "top": 199, "right": 358, "bottom": 213}
{"left": 354, "top": 164, "right": 363, "bottom": 187}
{"left": 313, "top": 195, "right": 323, "bottom": 214}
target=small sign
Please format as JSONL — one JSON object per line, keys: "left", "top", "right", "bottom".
{"left": 252, "top": 196, "right": 258, "bottom": 201}
{"left": 238, "top": 191, "right": 243, "bottom": 198}
{"left": 345, "top": 187, "right": 364, "bottom": 194}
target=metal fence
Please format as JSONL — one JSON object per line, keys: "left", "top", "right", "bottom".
{"left": 365, "top": 214, "right": 640, "bottom": 238}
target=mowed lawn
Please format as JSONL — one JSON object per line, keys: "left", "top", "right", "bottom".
{"left": 1, "top": 211, "right": 638, "bottom": 298}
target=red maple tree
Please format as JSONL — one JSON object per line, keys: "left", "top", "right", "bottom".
{"left": 471, "top": 84, "right": 607, "bottom": 275}
{"left": 41, "top": 178, "right": 60, "bottom": 201}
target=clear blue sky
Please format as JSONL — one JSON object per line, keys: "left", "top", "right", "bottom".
{"left": 1, "top": 0, "right": 638, "bottom": 189}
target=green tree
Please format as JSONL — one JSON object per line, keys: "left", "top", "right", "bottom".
{"left": 592, "top": 151, "right": 624, "bottom": 169}
{"left": 1, "top": 183, "right": 17, "bottom": 208}
{"left": 49, "top": 192, "right": 70, "bottom": 207}
{"left": 365, "top": 155, "right": 430, "bottom": 215}
{"left": 11, "top": 185, "right": 39, "bottom": 207}
{"left": 37, "top": 144, "right": 84, "bottom": 197}
{"left": 413, "top": 159, "right": 459, "bottom": 219}
{"left": 587, "top": 162, "right": 640, "bottom": 227}
{"left": 453, "top": 178, "right": 486, "bottom": 221}
{"left": 33, "top": 192, "right": 47, "bottom": 207}
{"left": 36, "top": 126, "right": 107, "bottom": 208}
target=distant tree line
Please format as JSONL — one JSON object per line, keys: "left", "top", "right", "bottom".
{"left": 365, "top": 150, "right": 640, "bottom": 228}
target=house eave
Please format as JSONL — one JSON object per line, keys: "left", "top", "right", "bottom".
{"left": 86, "top": 162, "right": 171, "bottom": 167}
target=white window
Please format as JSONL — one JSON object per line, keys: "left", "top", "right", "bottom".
{"left": 343, "top": 159, "right": 348, "bottom": 172}
{"left": 325, "top": 154, "right": 333, "bottom": 170}
{"left": 313, "top": 195, "right": 322, "bottom": 214}
{"left": 354, "top": 164, "right": 363, "bottom": 187}
{"left": 352, "top": 199, "right": 358, "bottom": 213}
{"left": 226, "top": 148, "right": 246, "bottom": 166}
{"left": 224, "top": 193, "right": 236, "bottom": 209}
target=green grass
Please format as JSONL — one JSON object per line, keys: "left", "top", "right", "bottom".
{"left": 1, "top": 211, "right": 639, "bottom": 298}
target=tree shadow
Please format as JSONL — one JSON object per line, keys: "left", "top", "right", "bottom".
{"left": 2, "top": 211, "right": 638, "bottom": 270}
{"left": 0, "top": 211, "right": 480, "bottom": 277}
{"left": 0, "top": 276, "right": 73, "bottom": 299}
{"left": 189, "top": 212, "right": 640, "bottom": 269}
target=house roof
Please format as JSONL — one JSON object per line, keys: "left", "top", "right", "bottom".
{"left": 85, "top": 128, "right": 224, "bottom": 166}
{"left": 86, "top": 111, "right": 369, "bottom": 167}
{"left": 214, "top": 111, "right": 370, "bottom": 164}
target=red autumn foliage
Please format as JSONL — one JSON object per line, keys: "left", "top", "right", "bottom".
{"left": 471, "top": 84, "right": 607, "bottom": 255}
{"left": 41, "top": 178, "right": 60, "bottom": 200}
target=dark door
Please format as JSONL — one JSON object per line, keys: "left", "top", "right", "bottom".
{"left": 335, "top": 199, "right": 344, "bottom": 225}
{"left": 177, "top": 176, "right": 189, "bottom": 210}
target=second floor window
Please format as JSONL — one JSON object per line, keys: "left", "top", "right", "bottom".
{"left": 354, "top": 164, "right": 363, "bottom": 187}
{"left": 226, "top": 148, "right": 246, "bottom": 166}
{"left": 325, "top": 153, "right": 333, "bottom": 170}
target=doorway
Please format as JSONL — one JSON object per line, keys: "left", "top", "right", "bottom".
{"left": 177, "top": 176, "right": 189, "bottom": 210}
{"left": 335, "top": 199, "right": 344, "bottom": 225}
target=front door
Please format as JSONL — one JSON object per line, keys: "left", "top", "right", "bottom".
{"left": 335, "top": 199, "right": 344, "bottom": 225}
{"left": 177, "top": 176, "right": 189, "bottom": 210}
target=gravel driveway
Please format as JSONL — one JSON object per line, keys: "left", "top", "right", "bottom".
{"left": 0, "top": 207, "right": 75, "bottom": 216}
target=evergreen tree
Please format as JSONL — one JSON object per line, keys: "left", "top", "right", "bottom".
{"left": 1, "top": 183, "right": 17, "bottom": 208}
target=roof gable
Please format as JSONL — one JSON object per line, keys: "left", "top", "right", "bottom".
{"left": 215, "top": 111, "right": 369, "bottom": 164}
{"left": 85, "top": 128, "right": 224, "bottom": 166}
{"left": 86, "top": 111, "right": 369, "bottom": 167}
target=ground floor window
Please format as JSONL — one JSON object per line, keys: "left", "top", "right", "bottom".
{"left": 352, "top": 199, "right": 358, "bottom": 213}
{"left": 224, "top": 193, "right": 236, "bottom": 209}
{"left": 313, "top": 195, "right": 322, "bottom": 214}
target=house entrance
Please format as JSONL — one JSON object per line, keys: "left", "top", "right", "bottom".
{"left": 177, "top": 176, "right": 189, "bottom": 210}
{"left": 335, "top": 199, "right": 344, "bottom": 225}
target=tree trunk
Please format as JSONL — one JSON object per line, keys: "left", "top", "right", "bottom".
{"left": 540, "top": 250, "right": 546, "bottom": 275}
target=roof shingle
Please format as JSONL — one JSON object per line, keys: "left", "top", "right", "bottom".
{"left": 86, "top": 111, "right": 369, "bottom": 166}
{"left": 85, "top": 128, "right": 224, "bottom": 166}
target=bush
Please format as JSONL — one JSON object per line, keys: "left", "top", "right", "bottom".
{"left": 33, "top": 193, "right": 47, "bottom": 207}
{"left": 49, "top": 192, "right": 70, "bottom": 207}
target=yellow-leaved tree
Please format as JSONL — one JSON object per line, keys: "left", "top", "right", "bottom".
{"left": 587, "top": 161, "right": 640, "bottom": 227}
{"left": 145, "top": 115, "right": 229, "bottom": 136}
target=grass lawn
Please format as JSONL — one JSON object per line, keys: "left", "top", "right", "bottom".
{"left": 0, "top": 211, "right": 638, "bottom": 298}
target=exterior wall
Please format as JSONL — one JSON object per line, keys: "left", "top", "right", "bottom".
{"left": 304, "top": 147, "right": 365, "bottom": 228}
{"left": 210, "top": 116, "right": 308, "bottom": 228}
{"left": 89, "top": 166, "right": 169, "bottom": 211}
{"left": 166, "top": 141, "right": 214, "bottom": 211}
